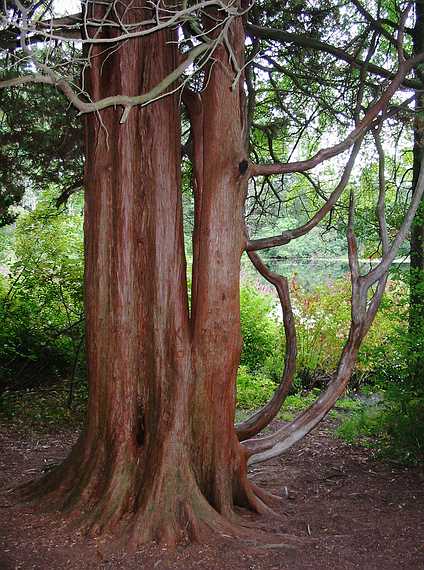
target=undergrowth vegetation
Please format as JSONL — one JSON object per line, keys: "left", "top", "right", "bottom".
{"left": 237, "top": 273, "right": 408, "bottom": 399}
{"left": 0, "top": 191, "right": 83, "bottom": 391}
{"left": 236, "top": 272, "right": 424, "bottom": 465}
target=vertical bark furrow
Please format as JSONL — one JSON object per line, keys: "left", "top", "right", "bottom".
{"left": 189, "top": 10, "right": 254, "bottom": 514}
{"left": 22, "top": 1, "right": 276, "bottom": 545}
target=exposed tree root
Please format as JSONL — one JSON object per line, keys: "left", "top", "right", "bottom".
{"left": 16, "top": 440, "right": 287, "bottom": 550}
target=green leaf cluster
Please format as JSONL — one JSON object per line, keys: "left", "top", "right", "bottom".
{"left": 0, "top": 189, "right": 84, "bottom": 390}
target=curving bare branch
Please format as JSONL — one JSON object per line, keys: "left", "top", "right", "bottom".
{"left": 364, "top": 157, "right": 424, "bottom": 287}
{"left": 0, "top": 0, "right": 249, "bottom": 119}
{"left": 247, "top": 138, "right": 364, "bottom": 251}
{"left": 243, "top": 155, "right": 424, "bottom": 465}
{"left": 0, "top": 42, "right": 212, "bottom": 119}
{"left": 5, "top": 1, "right": 247, "bottom": 44}
{"left": 236, "top": 248, "right": 296, "bottom": 441}
{"left": 249, "top": 51, "right": 424, "bottom": 179}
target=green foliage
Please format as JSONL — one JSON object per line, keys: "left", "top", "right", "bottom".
{"left": 236, "top": 365, "right": 276, "bottom": 409}
{"left": 0, "top": 78, "right": 82, "bottom": 226}
{"left": 0, "top": 224, "right": 14, "bottom": 266}
{"left": 284, "top": 276, "right": 408, "bottom": 390}
{"left": 382, "top": 388, "right": 424, "bottom": 464}
{"left": 237, "top": 274, "right": 410, "bottom": 413}
{"left": 236, "top": 283, "right": 285, "bottom": 409}
{"left": 278, "top": 389, "right": 321, "bottom": 421}
{"left": 0, "top": 189, "right": 84, "bottom": 390}
{"left": 337, "top": 388, "right": 424, "bottom": 466}
{"left": 337, "top": 405, "right": 384, "bottom": 445}
{"left": 337, "top": 274, "right": 424, "bottom": 465}
{"left": 236, "top": 365, "right": 321, "bottom": 417}
{"left": 237, "top": 272, "right": 424, "bottom": 465}
{"left": 239, "top": 283, "right": 282, "bottom": 373}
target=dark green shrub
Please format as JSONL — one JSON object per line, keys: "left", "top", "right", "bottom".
{"left": 337, "top": 278, "right": 424, "bottom": 465}
{"left": 0, "top": 190, "right": 84, "bottom": 391}
{"left": 236, "top": 365, "right": 276, "bottom": 409}
{"left": 239, "top": 283, "right": 283, "bottom": 374}
{"left": 337, "top": 388, "right": 424, "bottom": 465}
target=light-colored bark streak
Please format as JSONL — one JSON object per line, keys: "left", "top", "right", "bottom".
{"left": 373, "top": 130, "right": 390, "bottom": 255}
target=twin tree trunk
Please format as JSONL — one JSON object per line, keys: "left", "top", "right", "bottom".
{"left": 26, "top": 3, "right": 271, "bottom": 545}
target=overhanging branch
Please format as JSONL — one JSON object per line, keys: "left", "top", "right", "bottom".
{"left": 247, "top": 138, "right": 364, "bottom": 251}
{"left": 0, "top": 42, "right": 211, "bottom": 118}
{"left": 248, "top": 52, "right": 424, "bottom": 178}
{"left": 246, "top": 22, "right": 421, "bottom": 90}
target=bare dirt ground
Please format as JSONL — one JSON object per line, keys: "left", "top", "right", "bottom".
{"left": 0, "top": 420, "right": 423, "bottom": 570}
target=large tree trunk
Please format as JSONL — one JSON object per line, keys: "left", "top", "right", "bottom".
{"left": 22, "top": 1, "right": 270, "bottom": 546}
{"left": 188, "top": 23, "right": 263, "bottom": 516}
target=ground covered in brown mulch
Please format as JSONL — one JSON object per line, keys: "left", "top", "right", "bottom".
{"left": 0, "top": 420, "right": 423, "bottom": 570}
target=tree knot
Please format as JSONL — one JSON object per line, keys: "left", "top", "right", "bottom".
{"left": 239, "top": 160, "right": 249, "bottom": 176}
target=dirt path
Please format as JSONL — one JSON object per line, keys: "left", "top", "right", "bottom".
{"left": 0, "top": 421, "right": 423, "bottom": 570}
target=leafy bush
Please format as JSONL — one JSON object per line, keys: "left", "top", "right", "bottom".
{"left": 381, "top": 388, "right": 424, "bottom": 465}
{"left": 337, "top": 389, "right": 424, "bottom": 465}
{"left": 236, "top": 365, "right": 276, "bottom": 409}
{"left": 237, "top": 274, "right": 409, "bottom": 405}
{"left": 336, "top": 273, "right": 424, "bottom": 465}
{"left": 338, "top": 343, "right": 424, "bottom": 464}
{"left": 0, "top": 190, "right": 84, "bottom": 391}
{"left": 286, "top": 276, "right": 407, "bottom": 390}
{"left": 239, "top": 283, "right": 283, "bottom": 374}
{"left": 290, "top": 279, "right": 349, "bottom": 387}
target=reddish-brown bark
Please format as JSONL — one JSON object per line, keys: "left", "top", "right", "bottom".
{"left": 21, "top": 1, "right": 273, "bottom": 547}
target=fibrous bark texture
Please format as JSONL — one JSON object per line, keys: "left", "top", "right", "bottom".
{"left": 22, "top": 0, "right": 272, "bottom": 546}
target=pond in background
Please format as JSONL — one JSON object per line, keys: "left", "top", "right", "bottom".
{"left": 265, "top": 257, "right": 409, "bottom": 290}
